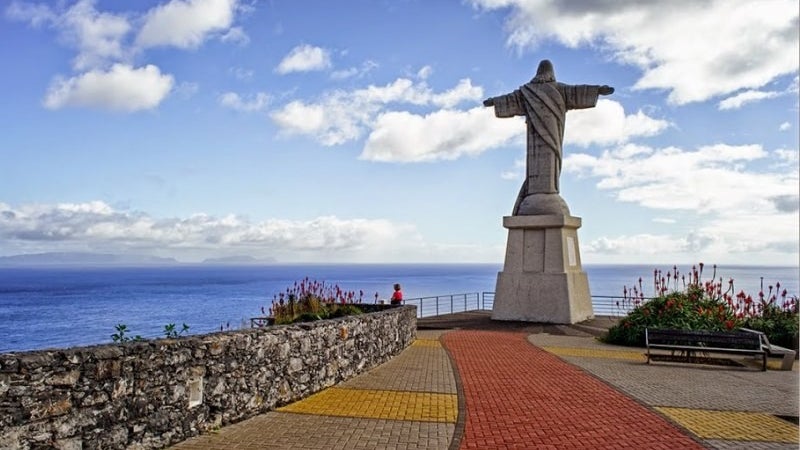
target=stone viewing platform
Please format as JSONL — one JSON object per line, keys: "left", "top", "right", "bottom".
{"left": 167, "top": 311, "right": 798, "bottom": 449}
{"left": 2, "top": 309, "right": 797, "bottom": 449}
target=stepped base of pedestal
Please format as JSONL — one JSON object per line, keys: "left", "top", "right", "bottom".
{"left": 491, "top": 271, "right": 593, "bottom": 324}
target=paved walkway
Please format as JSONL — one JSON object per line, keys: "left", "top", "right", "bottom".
{"left": 171, "top": 312, "right": 799, "bottom": 449}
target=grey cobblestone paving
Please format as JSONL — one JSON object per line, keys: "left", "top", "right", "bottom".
{"left": 705, "top": 439, "right": 800, "bottom": 450}
{"left": 528, "top": 332, "right": 799, "bottom": 449}
{"left": 528, "top": 334, "right": 799, "bottom": 416}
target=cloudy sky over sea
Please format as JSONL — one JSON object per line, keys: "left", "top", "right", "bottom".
{"left": 1, "top": 0, "right": 798, "bottom": 265}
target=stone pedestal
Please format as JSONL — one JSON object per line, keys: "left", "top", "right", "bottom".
{"left": 492, "top": 215, "right": 593, "bottom": 324}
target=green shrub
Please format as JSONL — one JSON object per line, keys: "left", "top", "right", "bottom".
{"left": 742, "top": 304, "right": 799, "bottom": 349}
{"left": 603, "top": 264, "right": 798, "bottom": 349}
{"left": 603, "top": 288, "right": 736, "bottom": 347}
{"left": 328, "top": 304, "right": 363, "bottom": 318}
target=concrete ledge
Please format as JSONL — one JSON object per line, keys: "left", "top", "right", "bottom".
{"left": 503, "top": 215, "right": 582, "bottom": 230}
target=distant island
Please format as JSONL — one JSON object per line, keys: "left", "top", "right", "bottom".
{"left": 0, "top": 252, "right": 276, "bottom": 267}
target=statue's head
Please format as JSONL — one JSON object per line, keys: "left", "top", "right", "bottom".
{"left": 532, "top": 59, "right": 555, "bottom": 83}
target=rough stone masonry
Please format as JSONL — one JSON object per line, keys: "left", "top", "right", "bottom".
{"left": 0, "top": 305, "right": 416, "bottom": 449}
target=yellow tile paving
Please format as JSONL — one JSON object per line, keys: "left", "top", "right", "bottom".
{"left": 766, "top": 359, "right": 790, "bottom": 371}
{"left": 656, "top": 407, "right": 800, "bottom": 443}
{"left": 412, "top": 339, "right": 442, "bottom": 347}
{"left": 278, "top": 387, "right": 457, "bottom": 423}
{"left": 542, "top": 346, "right": 647, "bottom": 362}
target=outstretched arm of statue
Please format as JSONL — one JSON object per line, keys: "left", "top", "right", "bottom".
{"left": 485, "top": 92, "right": 525, "bottom": 117}
{"left": 599, "top": 85, "right": 614, "bottom": 95}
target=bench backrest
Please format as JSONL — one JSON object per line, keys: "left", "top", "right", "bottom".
{"left": 646, "top": 328, "right": 761, "bottom": 350}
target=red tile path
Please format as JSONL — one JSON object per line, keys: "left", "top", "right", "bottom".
{"left": 442, "top": 330, "right": 705, "bottom": 450}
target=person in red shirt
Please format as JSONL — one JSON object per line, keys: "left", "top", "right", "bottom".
{"left": 390, "top": 283, "right": 403, "bottom": 305}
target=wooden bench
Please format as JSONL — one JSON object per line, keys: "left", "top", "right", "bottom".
{"left": 741, "top": 328, "right": 797, "bottom": 371}
{"left": 645, "top": 328, "right": 766, "bottom": 371}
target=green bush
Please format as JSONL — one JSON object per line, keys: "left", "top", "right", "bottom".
{"left": 603, "top": 264, "right": 798, "bottom": 349}
{"left": 742, "top": 304, "right": 799, "bottom": 349}
{"left": 328, "top": 304, "right": 363, "bottom": 318}
{"left": 603, "top": 287, "right": 737, "bottom": 347}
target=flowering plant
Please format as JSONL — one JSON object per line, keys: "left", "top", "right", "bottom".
{"left": 603, "top": 263, "right": 798, "bottom": 348}
{"left": 258, "top": 277, "right": 375, "bottom": 325}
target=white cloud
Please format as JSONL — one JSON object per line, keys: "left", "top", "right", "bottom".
{"left": 652, "top": 218, "right": 676, "bottom": 224}
{"left": 330, "top": 60, "right": 379, "bottom": 80}
{"left": 136, "top": 0, "right": 238, "bottom": 49}
{"left": 565, "top": 100, "right": 670, "bottom": 147}
{"left": 229, "top": 66, "right": 254, "bottom": 80}
{"left": 586, "top": 210, "right": 798, "bottom": 264}
{"left": 330, "top": 67, "right": 359, "bottom": 80}
{"left": 431, "top": 79, "right": 483, "bottom": 108}
{"left": 8, "top": 0, "right": 132, "bottom": 71}
{"left": 774, "top": 149, "right": 799, "bottom": 164}
{"left": 275, "top": 44, "right": 332, "bottom": 74}
{"left": 359, "top": 78, "right": 431, "bottom": 105}
{"left": 270, "top": 99, "right": 373, "bottom": 146}
{"left": 269, "top": 78, "right": 430, "bottom": 145}
{"left": 6, "top": 1, "right": 57, "bottom": 27}
{"left": 565, "top": 143, "right": 799, "bottom": 262}
{"left": 220, "top": 26, "right": 248, "bottom": 45}
{"left": 272, "top": 77, "right": 667, "bottom": 163}
{"left": 219, "top": 91, "right": 270, "bottom": 112}
{"left": 175, "top": 81, "right": 199, "bottom": 99}
{"left": 0, "top": 201, "right": 426, "bottom": 262}
{"left": 271, "top": 101, "right": 332, "bottom": 138}
{"left": 565, "top": 143, "right": 784, "bottom": 210}
{"left": 62, "top": 0, "right": 131, "bottom": 70}
{"left": 469, "top": 0, "right": 799, "bottom": 105}
{"left": 587, "top": 234, "right": 700, "bottom": 256}
{"left": 361, "top": 107, "right": 521, "bottom": 162}
{"left": 779, "top": 122, "right": 791, "bottom": 131}
{"left": 417, "top": 66, "right": 434, "bottom": 80}
{"left": 718, "top": 90, "right": 781, "bottom": 110}
{"left": 9, "top": 0, "right": 248, "bottom": 114}
{"left": 43, "top": 64, "right": 174, "bottom": 111}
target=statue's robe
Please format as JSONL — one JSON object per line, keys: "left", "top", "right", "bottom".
{"left": 490, "top": 82, "right": 601, "bottom": 214}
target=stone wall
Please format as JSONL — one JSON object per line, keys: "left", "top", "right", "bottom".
{"left": 0, "top": 305, "right": 416, "bottom": 449}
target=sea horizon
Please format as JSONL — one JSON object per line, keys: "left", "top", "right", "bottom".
{"left": 1, "top": 262, "right": 797, "bottom": 354}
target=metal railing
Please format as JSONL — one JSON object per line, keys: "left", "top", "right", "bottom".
{"left": 403, "top": 292, "right": 647, "bottom": 318}
{"left": 247, "top": 293, "right": 651, "bottom": 325}
{"left": 401, "top": 292, "right": 494, "bottom": 318}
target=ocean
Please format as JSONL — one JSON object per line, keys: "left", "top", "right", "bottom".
{"left": 0, "top": 263, "right": 797, "bottom": 353}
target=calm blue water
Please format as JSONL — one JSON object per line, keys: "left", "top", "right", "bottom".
{"left": 0, "top": 263, "right": 797, "bottom": 353}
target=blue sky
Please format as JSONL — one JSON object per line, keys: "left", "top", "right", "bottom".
{"left": 1, "top": 0, "right": 798, "bottom": 265}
